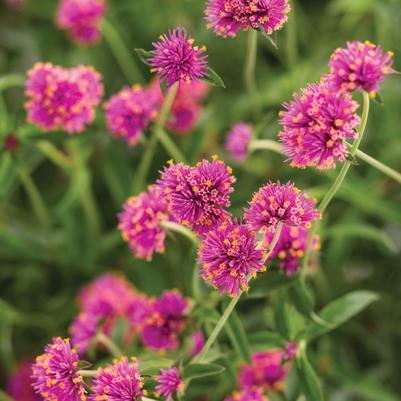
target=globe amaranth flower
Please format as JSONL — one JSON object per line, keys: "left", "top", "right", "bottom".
{"left": 198, "top": 219, "right": 264, "bottom": 296}
{"left": 118, "top": 185, "right": 171, "bottom": 261}
{"left": 264, "top": 226, "right": 320, "bottom": 275}
{"left": 70, "top": 312, "right": 102, "bottom": 354}
{"left": 32, "top": 337, "right": 86, "bottom": 401}
{"left": 224, "top": 388, "right": 268, "bottom": 401}
{"left": 7, "top": 360, "right": 42, "bottom": 401}
{"left": 245, "top": 181, "right": 321, "bottom": 234}
{"left": 205, "top": 0, "right": 291, "bottom": 38}
{"left": 149, "top": 27, "right": 208, "bottom": 86}
{"left": 279, "top": 82, "right": 360, "bottom": 170}
{"left": 158, "top": 157, "right": 236, "bottom": 235}
{"left": 225, "top": 122, "right": 253, "bottom": 162}
{"left": 90, "top": 357, "right": 144, "bottom": 401}
{"left": 155, "top": 367, "right": 184, "bottom": 401}
{"left": 25, "top": 62, "right": 103, "bottom": 133}
{"left": 326, "top": 40, "right": 396, "bottom": 94}
{"left": 105, "top": 85, "right": 159, "bottom": 146}
{"left": 190, "top": 330, "right": 205, "bottom": 356}
{"left": 56, "top": 0, "right": 106, "bottom": 45}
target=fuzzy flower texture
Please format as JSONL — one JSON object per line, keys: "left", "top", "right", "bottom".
{"left": 25, "top": 62, "right": 103, "bottom": 133}
{"left": 225, "top": 122, "right": 253, "bottom": 162}
{"left": 155, "top": 367, "right": 184, "bottom": 401}
{"left": 205, "top": 0, "right": 290, "bottom": 38}
{"left": 7, "top": 360, "right": 42, "bottom": 401}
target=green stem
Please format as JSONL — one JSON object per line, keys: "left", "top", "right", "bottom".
{"left": 35, "top": 140, "right": 72, "bottom": 172}
{"left": 0, "top": 73, "right": 25, "bottom": 92}
{"left": 77, "top": 369, "right": 98, "bottom": 378}
{"left": 159, "top": 128, "right": 186, "bottom": 163}
{"left": 161, "top": 220, "right": 200, "bottom": 247}
{"left": 0, "top": 390, "right": 17, "bottom": 401}
{"left": 244, "top": 29, "right": 258, "bottom": 110}
{"left": 102, "top": 19, "right": 144, "bottom": 84}
{"left": 133, "top": 82, "right": 179, "bottom": 192}
{"left": 96, "top": 332, "right": 123, "bottom": 357}
{"left": 249, "top": 139, "right": 283, "bottom": 155}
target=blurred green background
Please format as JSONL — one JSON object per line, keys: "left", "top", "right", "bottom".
{"left": 0, "top": 0, "right": 401, "bottom": 399}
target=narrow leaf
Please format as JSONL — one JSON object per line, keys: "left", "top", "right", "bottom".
{"left": 274, "top": 293, "right": 291, "bottom": 340}
{"left": 249, "top": 331, "right": 287, "bottom": 348}
{"left": 134, "top": 48, "right": 153, "bottom": 65}
{"left": 183, "top": 363, "right": 225, "bottom": 380}
{"left": 203, "top": 67, "right": 225, "bottom": 88}
{"left": 296, "top": 353, "right": 324, "bottom": 401}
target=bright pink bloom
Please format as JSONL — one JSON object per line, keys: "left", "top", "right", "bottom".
{"left": 245, "top": 181, "right": 321, "bottom": 233}
{"left": 190, "top": 331, "right": 205, "bottom": 356}
{"left": 32, "top": 337, "right": 86, "bottom": 401}
{"left": 284, "top": 342, "right": 297, "bottom": 360}
{"left": 7, "top": 360, "right": 41, "bottom": 401}
{"left": 198, "top": 219, "right": 264, "bottom": 296}
{"left": 224, "top": 388, "right": 268, "bottom": 401}
{"left": 126, "top": 294, "right": 152, "bottom": 333}
{"left": 70, "top": 312, "right": 100, "bottom": 354}
{"left": 118, "top": 185, "right": 171, "bottom": 261}
{"left": 90, "top": 357, "right": 143, "bottom": 401}
{"left": 205, "top": 0, "right": 290, "bottom": 38}
{"left": 158, "top": 158, "right": 236, "bottom": 235}
{"left": 56, "top": 0, "right": 106, "bottom": 45}
{"left": 25, "top": 62, "right": 103, "bottom": 133}
{"left": 225, "top": 122, "right": 252, "bottom": 162}
{"left": 279, "top": 82, "right": 360, "bottom": 169}
{"left": 155, "top": 368, "right": 184, "bottom": 401}
{"left": 326, "top": 41, "right": 396, "bottom": 94}
{"left": 149, "top": 28, "right": 208, "bottom": 86}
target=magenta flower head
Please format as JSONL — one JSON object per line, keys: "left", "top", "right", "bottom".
{"left": 7, "top": 360, "right": 42, "bottom": 401}
{"left": 118, "top": 185, "right": 171, "bottom": 261}
{"left": 155, "top": 367, "right": 184, "bottom": 401}
{"left": 105, "top": 85, "right": 159, "bottom": 146}
{"left": 264, "top": 226, "right": 320, "bottom": 275}
{"left": 70, "top": 312, "right": 100, "bottom": 354}
{"left": 225, "top": 122, "right": 253, "bottom": 162}
{"left": 56, "top": 0, "right": 106, "bottom": 45}
{"left": 245, "top": 181, "right": 321, "bottom": 234}
{"left": 190, "top": 330, "right": 205, "bottom": 356}
{"left": 198, "top": 219, "right": 264, "bottom": 296}
{"left": 158, "top": 157, "right": 236, "bottom": 235}
{"left": 25, "top": 62, "right": 103, "bottom": 134}
{"left": 326, "top": 41, "right": 396, "bottom": 95}
{"left": 205, "top": 0, "right": 291, "bottom": 38}
{"left": 32, "top": 337, "right": 86, "bottom": 401}
{"left": 90, "top": 357, "right": 143, "bottom": 401}
{"left": 279, "top": 82, "right": 360, "bottom": 170}
{"left": 225, "top": 388, "right": 268, "bottom": 401}
{"left": 148, "top": 27, "right": 208, "bottom": 86}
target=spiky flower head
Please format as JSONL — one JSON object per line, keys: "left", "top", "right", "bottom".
{"left": 7, "top": 360, "right": 42, "bottom": 401}
{"left": 31, "top": 337, "right": 86, "bottom": 401}
{"left": 326, "top": 40, "right": 396, "bottom": 94}
{"left": 25, "top": 62, "right": 103, "bottom": 134}
{"left": 149, "top": 27, "right": 208, "bottom": 87}
{"left": 90, "top": 357, "right": 143, "bottom": 401}
{"left": 224, "top": 388, "right": 268, "bottom": 401}
{"left": 158, "top": 158, "right": 236, "bottom": 235}
{"left": 225, "top": 122, "right": 253, "bottom": 162}
{"left": 118, "top": 185, "right": 170, "bottom": 261}
{"left": 245, "top": 181, "right": 321, "bottom": 233}
{"left": 205, "top": 0, "right": 291, "bottom": 38}
{"left": 56, "top": 0, "right": 106, "bottom": 45}
{"left": 198, "top": 219, "right": 264, "bottom": 296}
{"left": 155, "top": 367, "right": 184, "bottom": 401}
{"left": 279, "top": 82, "right": 360, "bottom": 169}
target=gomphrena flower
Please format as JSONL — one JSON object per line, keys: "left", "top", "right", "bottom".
{"left": 149, "top": 27, "right": 208, "bottom": 86}
{"left": 205, "top": 0, "right": 291, "bottom": 38}
{"left": 279, "top": 82, "right": 360, "bottom": 169}
{"left": 25, "top": 62, "right": 103, "bottom": 133}
{"left": 190, "top": 330, "right": 205, "bottom": 356}
{"left": 198, "top": 219, "right": 264, "bottom": 296}
{"left": 32, "top": 337, "right": 86, "bottom": 401}
{"left": 90, "top": 357, "right": 144, "bottom": 401}
{"left": 105, "top": 85, "right": 159, "bottom": 146}
{"left": 326, "top": 40, "right": 396, "bottom": 94}
{"left": 264, "top": 226, "right": 320, "bottom": 275}
{"left": 158, "top": 158, "right": 236, "bottom": 235}
{"left": 7, "top": 360, "right": 42, "bottom": 401}
{"left": 70, "top": 312, "right": 101, "bottom": 354}
{"left": 155, "top": 367, "right": 184, "bottom": 401}
{"left": 56, "top": 0, "right": 106, "bottom": 45}
{"left": 245, "top": 181, "right": 321, "bottom": 234}
{"left": 225, "top": 122, "right": 253, "bottom": 162}
{"left": 118, "top": 185, "right": 170, "bottom": 261}
{"left": 225, "top": 388, "right": 268, "bottom": 401}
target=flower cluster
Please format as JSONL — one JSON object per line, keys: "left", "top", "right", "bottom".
{"left": 25, "top": 62, "right": 103, "bottom": 133}
{"left": 205, "top": 0, "right": 291, "bottom": 38}
{"left": 225, "top": 122, "right": 253, "bottom": 162}
{"left": 155, "top": 367, "right": 184, "bottom": 401}
{"left": 225, "top": 388, "right": 268, "bottom": 401}
{"left": 279, "top": 82, "right": 360, "bottom": 169}
{"left": 7, "top": 360, "right": 42, "bottom": 401}
{"left": 56, "top": 0, "right": 106, "bottom": 45}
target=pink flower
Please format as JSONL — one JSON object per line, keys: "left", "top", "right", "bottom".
{"left": 70, "top": 312, "right": 101, "bottom": 354}
{"left": 224, "top": 388, "right": 268, "bottom": 401}
{"left": 326, "top": 40, "right": 396, "bottom": 94}
{"left": 279, "top": 82, "right": 360, "bottom": 169}
{"left": 198, "top": 219, "right": 264, "bottom": 296}
{"left": 25, "top": 62, "right": 103, "bottom": 133}
{"left": 32, "top": 337, "right": 86, "bottom": 401}
{"left": 205, "top": 0, "right": 291, "bottom": 38}
{"left": 225, "top": 122, "right": 253, "bottom": 162}
{"left": 244, "top": 181, "right": 321, "bottom": 234}
{"left": 158, "top": 158, "right": 236, "bottom": 235}
{"left": 56, "top": 0, "right": 106, "bottom": 45}
{"left": 7, "top": 360, "right": 41, "bottom": 401}
{"left": 149, "top": 28, "right": 208, "bottom": 86}
{"left": 190, "top": 331, "right": 205, "bottom": 356}
{"left": 155, "top": 367, "right": 184, "bottom": 401}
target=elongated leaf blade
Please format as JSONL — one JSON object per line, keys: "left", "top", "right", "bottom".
{"left": 183, "top": 363, "right": 225, "bottom": 380}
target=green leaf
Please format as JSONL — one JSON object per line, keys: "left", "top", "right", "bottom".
{"left": 289, "top": 278, "right": 315, "bottom": 318}
{"left": 139, "top": 358, "right": 175, "bottom": 375}
{"left": 274, "top": 292, "right": 291, "bottom": 340}
{"left": 305, "top": 291, "right": 379, "bottom": 341}
{"left": 193, "top": 306, "right": 221, "bottom": 324}
{"left": 134, "top": 48, "right": 153, "bottom": 65}
{"left": 247, "top": 271, "right": 298, "bottom": 299}
{"left": 249, "top": 331, "right": 287, "bottom": 348}
{"left": 296, "top": 352, "right": 324, "bottom": 401}
{"left": 182, "top": 363, "right": 225, "bottom": 380}
{"left": 203, "top": 67, "right": 225, "bottom": 88}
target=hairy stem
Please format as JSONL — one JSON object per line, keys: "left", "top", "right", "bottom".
{"left": 244, "top": 29, "right": 259, "bottom": 115}
{"left": 161, "top": 220, "right": 200, "bottom": 247}
{"left": 35, "top": 140, "right": 72, "bottom": 173}
{"left": 159, "top": 128, "right": 186, "bottom": 163}
{"left": 249, "top": 139, "right": 283, "bottom": 155}
{"left": 96, "top": 332, "right": 123, "bottom": 357}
